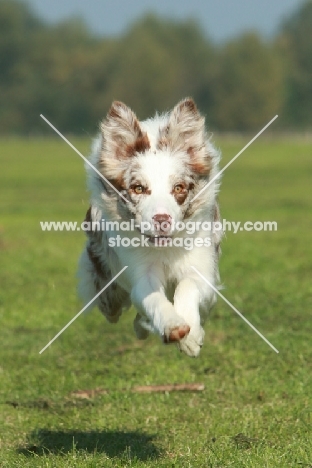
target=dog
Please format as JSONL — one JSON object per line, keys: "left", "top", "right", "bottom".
{"left": 78, "top": 98, "right": 222, "bottom": 357}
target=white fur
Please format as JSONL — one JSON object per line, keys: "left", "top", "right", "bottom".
{"left": 78, "top": 98, "right": 222, "bottom": 357}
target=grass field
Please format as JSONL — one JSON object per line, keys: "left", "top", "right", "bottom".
{"left": 0, "top": 135, "right": 311, "bottom": 467}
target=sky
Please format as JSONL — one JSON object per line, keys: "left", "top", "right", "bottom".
{"left": 21, "top": 0, "right": 304, "bottom": 42}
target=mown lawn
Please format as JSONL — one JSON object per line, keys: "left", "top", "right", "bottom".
{"left": 0, "top": 135, "right": 311, "bottom": 467}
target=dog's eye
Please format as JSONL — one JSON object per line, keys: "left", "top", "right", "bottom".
{"left": 133, "top": 185, "right": 144, "bottom": 194}
{"left": 173, "top": 184, "right": 184, "bottom": 194}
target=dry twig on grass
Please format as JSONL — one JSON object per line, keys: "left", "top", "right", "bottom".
{"left": 68, "top": 383, "right": 205, "bottom": 399}
{"left": 132, "top": 383, "right": 205, "bottom": 393}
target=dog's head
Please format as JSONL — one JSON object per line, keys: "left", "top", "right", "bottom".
{"left": 98, "top": 98, "right": 219, "bottom": 242}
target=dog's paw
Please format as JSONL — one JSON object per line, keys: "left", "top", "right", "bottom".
{"left": 102, "top": 309, "right": 122, "bottom": 323}
{"left": 177, "top": 327, "right": 205, "bottom": 357}
{"left": 133, "top": 313, "right": 150, "bottom": 340}
{"left": 163, "top": 321, "right": 190, "bottom": 344}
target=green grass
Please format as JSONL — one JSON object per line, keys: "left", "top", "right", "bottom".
{"left": 0, "top": 135, "right": 312, "bottom": 467}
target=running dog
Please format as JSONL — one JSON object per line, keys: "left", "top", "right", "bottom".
{"left": 78, "top": 98, "right": 222, "bottom": 357}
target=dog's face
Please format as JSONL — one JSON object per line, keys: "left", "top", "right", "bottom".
{"left": 99, "top": 98, "right": 214, "bottom": 242}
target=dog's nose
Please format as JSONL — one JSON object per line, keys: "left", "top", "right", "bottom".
{"left": 153, "top": 213, "right": 171, "bottom": 224}
{"left": 153, "top": 214, "right": 172, "bottom": 233}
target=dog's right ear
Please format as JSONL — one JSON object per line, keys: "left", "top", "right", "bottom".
{"left": 100, "top": 101, "right": 150, "bottom": 160}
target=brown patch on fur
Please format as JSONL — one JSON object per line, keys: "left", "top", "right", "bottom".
{"left": 187, "top": 147, "right": 212, "bottom": 175}
{"left": 126, "top": 133, "right": 150, "bottom": 157}
{"left": 109, "top": 172, "right": 126, "bottom": 191}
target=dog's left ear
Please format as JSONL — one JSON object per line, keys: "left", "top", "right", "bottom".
{"left": 159, "top": 98, "right": 211, "bottom": 175}
{"left": 101, "top": 101, "right": 150, "bottom": 160}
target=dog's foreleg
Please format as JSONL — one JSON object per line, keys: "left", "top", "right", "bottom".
{"left": 174, "top": 277, "right": 216, "bottom": 357}
{"left": 131, "top": 275, "right": 190, "bottom": 343}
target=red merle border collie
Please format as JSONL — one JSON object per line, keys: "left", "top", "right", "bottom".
{"left": 78, "top": 98, "right": 222, "bottom": 357}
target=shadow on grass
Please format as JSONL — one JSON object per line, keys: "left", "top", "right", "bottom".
{"left": 18, "top": 429, "right": 161, "bottom": 461}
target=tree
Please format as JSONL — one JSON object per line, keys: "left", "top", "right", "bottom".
{"left": 277, "top": 1, "right": 312, "bottom": 127}
{"left": 0, "top": 0, "right": 43, "bottom": 132}
{"left": 0, "top": 0, "right": 104, "bottom": 133}
{"left": 95, "top": 15, "right": 215, "bottom": 120}
{"left": 0, "top": 0, "right": 41, "bottom": 83}
{"left": 208, "top": 33, "right": 283, "bottom": 131}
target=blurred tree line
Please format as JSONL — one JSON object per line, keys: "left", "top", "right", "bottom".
{"left": 0, "top": 0, "right": 312, "bottom": 134}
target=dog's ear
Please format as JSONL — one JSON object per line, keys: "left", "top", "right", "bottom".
{"left": 158, "top": 98, "right": 211, "bottom": 175}
{"left": 101, "top": 101, "right": 150, "bottom": 160}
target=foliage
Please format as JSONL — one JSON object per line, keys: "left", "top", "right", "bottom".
{"left": 209, "top": 33, "right": 283, "bottom": 130}
{"left": 100, "top": 15, "right": 216, "bottom": 121}
{"left": 277, "top": 1, "right": 312, "bottom": 127}
{"left": 0, "top": 0, "right": 311, "bottom": 132}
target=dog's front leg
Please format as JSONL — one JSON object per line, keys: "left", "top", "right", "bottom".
{"left": 131, "top": 275, "right": 190, "bottom": 343}
{"left": 174, "top": 277, "right": 215, "bottom": 357}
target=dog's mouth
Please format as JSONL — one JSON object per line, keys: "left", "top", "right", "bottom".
{"left": 146, "top": 235, "right": 172, "bottom": 246}
{"left": 137, "top": 230, "right": 172, "bottom": 246}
